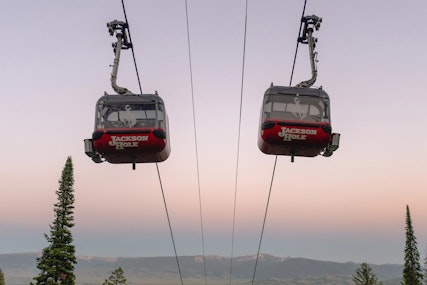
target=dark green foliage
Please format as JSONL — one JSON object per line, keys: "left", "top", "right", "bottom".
{"left": 0, "top": 268, "right": 5, "bottom": 285}
{"left": 401, "top": 205, "right": 423, "bottom": 285}
{"left": 424, "top": 254, "right": 427, "bottom": 285}
{"left": 353, "top": 262, "right": 378, "bottom": 285}
{"left": 103, "top": 267, "right": 127, "bottom": 285}
{"left": 32, "top": 157, "right": 77, "bottom": 285}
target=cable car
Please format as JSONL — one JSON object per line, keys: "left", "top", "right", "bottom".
{"left": 84, "top": 20, "right": 170, "bottom": 168}
{"left": 84, "top": 93, "right": 170, "bottom": 165}
{"left": 258, "top": 85, "right": 339, "bottom": 161}
{"left": 258, "top": 15, "right": 339, "bottom": 162}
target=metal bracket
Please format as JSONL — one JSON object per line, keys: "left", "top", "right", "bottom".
{"left": 107, "top": 20, "right": 133, "bottom": 95}
{"left": 296, "top": 15, "right": 322, "bottom": 88}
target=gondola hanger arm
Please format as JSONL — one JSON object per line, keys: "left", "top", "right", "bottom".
{"left": 107, "top": 20, "right": 134, "bottom": 95}
{"left": 296, "top": 15, "right": 322, "bottom": 88}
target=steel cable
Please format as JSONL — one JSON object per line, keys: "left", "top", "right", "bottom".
{"left": 250, "top": 156, "right": 277, "bottom": 285}
{"left": 251, "top": 1, "right": 307, "bottom": 284}
{"left": 229, "top": 0, "right": 249, "bottom": 284}
{"left": 289, "top": 0, "right": 308, "bottom": 87}
{"left": 120, "top": 1, "right": 184, "bottom": 284}
{"left": 156, "top": 163, "right": 184, "bottom": 285}
{"left": 184, "top": 0, "right": 208, "bottom": 284}
{"left": 120, "top": 0, "right": 143, "bottom": 93}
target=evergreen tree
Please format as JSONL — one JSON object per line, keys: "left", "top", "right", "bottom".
{"left": 353, "top": 262, "right": 378, "bottom": 285}
{"left": 424, "top": 252, "right": 427, "bottom": 285}
{"left": 402, "top": 205, "right": 423, "bottom": 285}
{"left": 32, "top": 157, "right": 77, "bottom": 285}
{"left": 102, "top": 267, "right": 127, "bottom": 285}
{"left": 0, "top": 268, "right": 5, "bottom": 285}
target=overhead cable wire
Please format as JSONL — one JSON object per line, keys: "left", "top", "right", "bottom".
{"left": 229, "top": 0, "right": 249, "bottom": 284}
{"left": 251, "top": 1, "right": 308, "bottom": 284}
{"left": 250, "top": 156, "right": 277, "bottom": 285}
{"left": 120, "top": 1, "right": 184, "bottom": 285}
{"left": 289, "top": 0, "right": 308, "bottom": 87}
{"left": 184, "top": 0, "right": 208, "bottom": 284}
{"left": 120, "top": 0, "right": 143, "bottom": 93}
{"left": 156, "top": 163, "right": 184, "bottom": 285}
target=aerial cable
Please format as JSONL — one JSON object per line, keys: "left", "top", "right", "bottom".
{"left": 229, "top": 0, "right": 249, "bottom": 284}
{"left": 156, "top": 163, "right": 184, "bottom": 285}
{"left": 250, "top": 157, "right": 277, "bottom": 285}
{"left": 289, "top": 0, "right": 308, "bottom": 86}
{"left": 119, "top": 1, "right": 184, "bottom": 284}
{"left": 120, "top": 0, "right": 143, "bottom": 93}
{"left": 184, "top": 0, "right": 208, "bottom": 284}
{"left": 251, "top": 1, "right": 307, "bottom": 284}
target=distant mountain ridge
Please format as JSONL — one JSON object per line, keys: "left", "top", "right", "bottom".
{"left": 0, "top": 253, "right": 403, "bottom": 285}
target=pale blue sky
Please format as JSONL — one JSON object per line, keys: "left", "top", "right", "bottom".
{"left": 1, "top": 0, "right": 426, "bottom": 265}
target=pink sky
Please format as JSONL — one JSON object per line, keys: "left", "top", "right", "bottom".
{"left": 1, "top": 0, "right": 427, "bottom": 264}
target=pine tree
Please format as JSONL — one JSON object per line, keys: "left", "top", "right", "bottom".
{"left": 402, "top": 205, "right": 423, "bottom": 285}
{"left": 32, "top": 157, "right": 77, "bottom": 285}
{"left": 0, "top": 268, "right": 5, "bottom": 285}
{"left": 424, "top": 251, "right": 427, "bottom": 285}
{"left": 102, "top": 267, "right": 127, "bottom": 285}
{"left": 353, "top": 262, "right": 378, "bottom": 285}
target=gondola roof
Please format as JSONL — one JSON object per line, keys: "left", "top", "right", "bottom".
{"left": 264, "top": 86, "right": 329, "bottom": 99}
{"left": 96, "top": 93, "right": 165, "bottom": 104}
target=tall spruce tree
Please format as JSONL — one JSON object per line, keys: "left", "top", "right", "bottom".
{"left": 0, "top": 268, "right": 5, "bottom": 285}
{"left": 402, "top": 205, "right": 423, "bottom": 285}
{"left": 32, "top": 157, "right": 77, "bottom": 285}
{"left": 424, "top": 252, "right": 427, "bottom": 285}
{"left": 352, "top": 262, "right": 378, "bottom": 285}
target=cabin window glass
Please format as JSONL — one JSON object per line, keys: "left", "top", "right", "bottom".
{"left": 272, "top": 102, "right": 286, "bottom": 112}
{"left": 263, "top": 101, "right": 272, "bottom": 113}
{"left": 157, "top": 103, "right": 165, "bottom": 129}
{"left": 264, "top": 94, "right": 329, "bottom": 122}
{"left": 96, "top": 103, "right": 159, "bottom": 128}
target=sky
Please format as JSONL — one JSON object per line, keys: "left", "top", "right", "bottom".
{"left": 1, "top": 0, "right": 427, "bottom": 266}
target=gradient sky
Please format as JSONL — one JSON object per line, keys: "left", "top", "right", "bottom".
{"left": 1, "top": 0, "right": 426, "bottom": 265}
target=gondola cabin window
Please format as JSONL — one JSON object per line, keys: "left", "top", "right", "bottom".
{"left": 263, "top": 94, "right": 329, "bottom": 123}
{"left": 95, "top": 102, "right": 165, "bottom": 129}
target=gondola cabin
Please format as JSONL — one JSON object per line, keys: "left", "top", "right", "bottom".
{"left": 258, "top": 85, "right": 339, "bottom": 161}
{"left": 84, "top": 93, "right": 171, "bottom": 165}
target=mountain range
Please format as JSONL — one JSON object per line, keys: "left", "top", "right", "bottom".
{"left": 0, "top": 253, "right": 403, "bottom": 285}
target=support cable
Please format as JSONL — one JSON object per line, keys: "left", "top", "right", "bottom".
{"left": 184, "top": 1, "right": 208, "bottom": 284}
{"left": 156, "top": 163, "right": 184, "bottom": 285}
{"left": 121, "top": 0, "right": 143, "bottom": 93}
{"left": 250, "top": 156, "right": 277, "bottom": 285}
{"left": 251, "top": 1, "right": 307, "bottom": 284}
{"left": 229, "top": 0, "right": 249, "bottom": 284}
{"left": 119, "top": 1, "right": 184, "bottom": 284}
{"left": 289, "top": 0, "right": 308, "bottom": 87}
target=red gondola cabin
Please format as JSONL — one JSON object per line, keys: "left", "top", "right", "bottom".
{"left": 84, "top": 93, "right": 171, "bottom": 165}
{"left": 258, "top": 85, "right": 339, "bottom": 161}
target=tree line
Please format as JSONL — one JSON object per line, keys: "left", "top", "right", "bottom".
{"left": 0, "top": 157, "right": 426, "bottom": 284}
